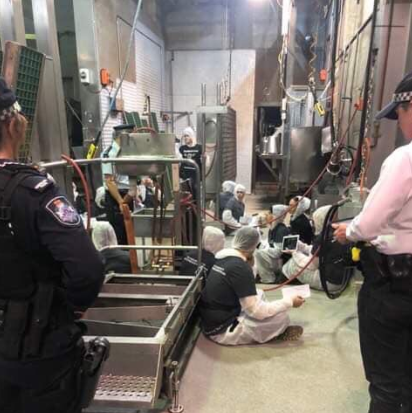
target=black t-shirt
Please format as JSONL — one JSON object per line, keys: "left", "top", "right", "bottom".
{"left": 101, "top": 249, "right": 132, "bottom": 274}
{"left": 199, "top": 256, "right": 257, "bottom": 336}
{"left": 224, "top": 197, "right": 245, "bottom": 222}
{"left": 219, "top": 192, "right": 234, "bottom": 219}
{"left": 291, "top": 214, "right": 314, "bottom": 245}
{"left": 179, "top": 249, "right": 216, "bottom": 277}
{"left": 269, "top": 223, "right": 291, "bottom": 246}
{"left": 179, "top": 144, "right": 203, "bottom": 179}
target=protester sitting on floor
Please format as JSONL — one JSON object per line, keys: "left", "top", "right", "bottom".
{"left": 199, "top": 227, "right": 305, "bottom": 345}
{"left": 254, "top": 205, "right": 291, "bottom": 284}
{"left": 219, "top": 180, "right": 236, "bottom": 219}
{"left": 268, "top": 204, "right": 291, "bottom": 245}
{"left": 282, "top": 205, "right": 350, "bottom": 291}
{"left": 180, "top": 226, "right": 225, "bottom": 276}
{"left": 289, "top": 196, "right": 314, "bottom": 244}
{"left": 222, "top": 184, "right": 247, "bottom": 232}
{"left": 92, "top": 221, "right": 132, "bottom": 274}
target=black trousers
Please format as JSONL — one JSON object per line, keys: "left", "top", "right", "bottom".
{"left": 105, "top": 190, "right": 129, "bottom": 245}
{"left": 0, "top": 348, "right": 82, "bottom": 413}
{"left": 359, "top": 250, "right": 412, "bottom": 413}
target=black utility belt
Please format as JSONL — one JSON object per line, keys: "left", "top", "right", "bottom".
{"left": 361, "top": 246, "right": 412, "bottom": 286}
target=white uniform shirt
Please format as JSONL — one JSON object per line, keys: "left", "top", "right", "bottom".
{"left": 346, "top": 142, "right": 412, "bottom": 254}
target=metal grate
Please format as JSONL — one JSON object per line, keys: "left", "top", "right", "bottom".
{"left": 2, "top": 42, "right": 45, "bottom": 163}
{"left": 15, "top": 47, "right": 44, "bottom": 162}
{"left": 94, "top": 374, "right": 156, "bottom": 405}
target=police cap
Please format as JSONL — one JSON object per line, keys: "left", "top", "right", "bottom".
{"left": 376, "top": 71, "right": 412, "bottom": 121}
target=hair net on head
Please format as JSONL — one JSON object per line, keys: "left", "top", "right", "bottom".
{"left": 232, "top": 227, "right": 261, "bottom": 253}
{"left": 182, "top": 127, "right": 196, "bottom": 144}
{"left": 291, "top": 196, "right": 311, "bottom": 221}
{"left": 313, "top": 205, "right": 332, "bottom": 235}
{"left": 272, "top": 204, "right": 288, "bottom": 220}
{"left": 92, "top": 221, "right": 118, "bottom": 251}
{"left": 234, "top": 184, "right": 246, "bottom": 199}
{"left": 203, "top": 226, "right": 225, "bottom": 255}
{"left": 222, "top": 180, "right": 236, "bottom": 194}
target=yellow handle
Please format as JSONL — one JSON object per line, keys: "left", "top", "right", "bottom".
{"left": 315, "top": 102, "right": 325, "bottom": 116}
{"left": 86, "top": 143, "right": 97, "bottom": 160}
{"left": 351, "top": 247, "right": 361, "bottom": 262}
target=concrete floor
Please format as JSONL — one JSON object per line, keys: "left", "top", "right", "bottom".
{"left": 172, "top": 284, "right": 369, "bottom": 413}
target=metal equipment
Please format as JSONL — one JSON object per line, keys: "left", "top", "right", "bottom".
{"left": 196, "top": 105, "right": 237, "bottom": 215}
{"left": 41, "top": 156, "right": 203, "bottom": 412}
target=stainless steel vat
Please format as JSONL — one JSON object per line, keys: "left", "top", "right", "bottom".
{"left": 289, "top": 127, "right": 325, "bottom": 184}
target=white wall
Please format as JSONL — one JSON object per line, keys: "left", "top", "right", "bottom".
{"left": 169, "top": 50, "right": 256, "bottom": 192}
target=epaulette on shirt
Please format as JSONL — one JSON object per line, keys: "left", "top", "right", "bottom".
{"left": 0, "top": 163, "right": 55, "bottom": 194}
{"left": 19, "top": 172, "right": 54, "bottom": 193}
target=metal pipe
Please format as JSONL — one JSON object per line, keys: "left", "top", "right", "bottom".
{"left": 40, "top": 156, "right": 203, "bottom": 264}
{"left": 335, "top": 14, "right": 373, "bottom": 65}
{"left": 201, "top": 83, "right": 206, "bottom": 106}
{"left": 101, "top": 245, "right": 198, "bottom": 252}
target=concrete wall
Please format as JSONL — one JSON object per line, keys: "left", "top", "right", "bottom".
{"left": 169, "top": 50, "right": 256, "bottom": 192}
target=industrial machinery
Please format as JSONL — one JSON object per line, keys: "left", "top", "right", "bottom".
{"left": 42, "top": 155, "right": 203, "bottom": 412}
{"left": 196, "top": 105, "right": 237, "bottom": 215}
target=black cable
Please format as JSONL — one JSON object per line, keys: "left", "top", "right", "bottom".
{"left": 319, "top": 203, "right": 354, "bottom": 299}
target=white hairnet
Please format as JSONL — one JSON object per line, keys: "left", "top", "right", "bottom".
{"left": 182, "top": 126, "right": 196, "bottom": 145}
{"left": 92, "top": 221, "right": 118, "bottom": 251}
{"left": 235, "top": 184, "right": 246, "bottom": 200}
{"left": 203, "top": 226, "right": 226, "bottom": 255}
{"left": 313, "top": 205, "right": 332, "bottom": 235}
{"left": 291, "top": 196, "right": 311, "bottom": 221}
{"left": 222, "top": 180, "right": 236, "bottom": 194}
{"left": 272, "top": 204, "right": 288, "bottom": 219}
{"left": 232, "top": 227, "right": 261, "bottom": 253}
{"left": 95, "top": 186, "right": 106, "bottom": 209}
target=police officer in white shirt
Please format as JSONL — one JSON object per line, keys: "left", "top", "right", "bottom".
{"left": 333, "top": 72, "right": 412, "bottom": 413}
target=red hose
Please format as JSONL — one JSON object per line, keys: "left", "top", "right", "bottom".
{"left": 61, "top": 154, "right": 92, "bottom": 233}
{"left": 262, "top": 247, "right": 320, "bottom": 292}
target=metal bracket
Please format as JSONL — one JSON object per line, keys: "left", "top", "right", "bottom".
{"left": 168, "top": 361, "right": 184, "bottom": 413}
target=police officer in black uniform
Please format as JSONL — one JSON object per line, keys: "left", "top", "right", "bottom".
{"left": 0, "top": 78, "right": 104, "bottom": 412}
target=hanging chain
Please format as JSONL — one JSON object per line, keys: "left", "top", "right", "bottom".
{"left": 358, "top": 55, "right": 376, "bottom": 186}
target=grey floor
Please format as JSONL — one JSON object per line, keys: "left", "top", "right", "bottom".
{"left": 172, "top": 284, "right": 369, "bottom": 413}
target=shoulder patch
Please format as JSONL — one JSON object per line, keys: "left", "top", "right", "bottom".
{"left": 45, "top": 196, "right": 81, "bottom": 227}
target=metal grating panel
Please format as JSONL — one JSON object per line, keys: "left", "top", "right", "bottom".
{"left": 2, "top": 42, "right": 45, "bottom": 163}
{"left": 221, "top": 107, "right": 237, "bottom": 182}
{"left": 94, "top": 374, "right": 156, "bottom": 406}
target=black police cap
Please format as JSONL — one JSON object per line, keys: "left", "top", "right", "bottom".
{"left": 376, "top": 71, "right": 412, "bottom": 121}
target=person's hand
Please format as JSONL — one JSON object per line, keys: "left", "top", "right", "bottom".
{"left": 332, "top": 223, "right": 349, "bottom": 244}
{"left": 292, "top": 296, "right": 305, "bottom": 308}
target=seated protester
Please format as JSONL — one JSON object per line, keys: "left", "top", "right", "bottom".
{"left": 219, "top": 180, "right": 236, "bottom": 219}
{"left": 92, "top": 221, "right": 132, "bottom": 274}
{"left": 268, "top": 204, "right": 291, "bottom": 246}
{"left": 289, "top": 196, "right": 314, "bottom": 245}
{"left": 222, "top": 184, "right": 246, "bottom": 232}
{"left": 180, "top": 227, "right": 225, "bottom": 276}
{"left": 137, "top": 176, "right": 156, "bottom": 208}
{"left": 282, "top": 205, "right": 348, "bottom": 292}
{"left": 199, "top": 227, "right": 305, "bottom": 345}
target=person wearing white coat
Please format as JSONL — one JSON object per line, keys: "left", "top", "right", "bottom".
{"left": 282, "top": 205, "right": 344, "bottom": 292}
{"left": 199, "top": 227, "right": 304, "bottom": 345}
